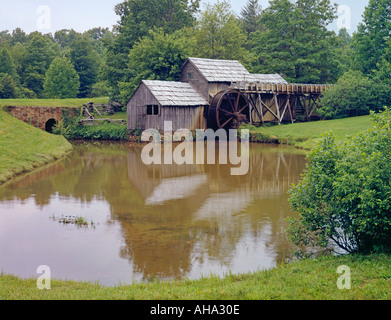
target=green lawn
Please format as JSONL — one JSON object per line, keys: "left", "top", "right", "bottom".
{"left": 0, "top": 97, "right": 110, "bottom": 108}
{"left": 1, "top": 254, "right": 390, "bottom": 300}
{"left": 0, "top": 108, "right": 72, "bottom": 185}
{"left": 246, "top": 115, "right": 373, "bottom": 150}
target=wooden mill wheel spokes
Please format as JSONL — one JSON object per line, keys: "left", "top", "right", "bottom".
{"left": 208, "top": 89, "right": 250, "bottom": 130}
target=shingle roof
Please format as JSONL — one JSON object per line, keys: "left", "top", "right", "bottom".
{"left": 186, "top": 57, "right": 287, "bottom": 84}
{"left": 187, "top": 57, "right": 250, "bottom": 82}
{"left": 143, "top": 80, "right": 208, "bottom": 107}
{"left": 244, "top": 74, "right": 288, "bottom": 84}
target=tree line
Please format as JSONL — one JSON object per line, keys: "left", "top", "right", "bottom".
{"left": 0, "top": 0, "right": 390, "bottom": 117}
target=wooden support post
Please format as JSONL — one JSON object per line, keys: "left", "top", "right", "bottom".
{"left": 258, "top": 93, "right": 264, "bottom": 123}
{"left": 249, "top": 95, "right": 262, "bottom": 124}
{"left": 301, "top": 95, "right": 310, "bottom": 122}
{"left": 280, "top": 95, "right": 290, "bottom": 122}
{"left": 274, "top": 94, "right": 281, "bottom": 124}
{"left": 287, "top": 95, "right": 294, "bottom": 124}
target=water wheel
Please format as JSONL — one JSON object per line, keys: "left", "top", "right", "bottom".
{"left": 207, "top": 89, "right": 250, "bottom": 130}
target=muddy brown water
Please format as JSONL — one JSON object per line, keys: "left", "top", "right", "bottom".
{"left": 0, "top": 141, "right": 307, "bottom": 286}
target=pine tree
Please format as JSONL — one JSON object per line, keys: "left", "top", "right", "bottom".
{"left": 251, "top": 0, "right": 339, "bottom": 83}
{"left": 240, "top": 0, "right": 263, "bottom": 35}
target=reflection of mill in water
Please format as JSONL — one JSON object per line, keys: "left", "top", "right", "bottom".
{"left": 0, "top": 143, "right": 307, "bottom": 283}
{"left": 117, "top": 145, "right": 306, "bottom": 280}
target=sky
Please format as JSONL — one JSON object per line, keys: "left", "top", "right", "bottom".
{"left": 0, "top": 0, "right": 369, "bottom": 35}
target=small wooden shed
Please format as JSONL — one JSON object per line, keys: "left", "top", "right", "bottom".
{"left": 127, "top": 80, "right": 209, "bottom": 131}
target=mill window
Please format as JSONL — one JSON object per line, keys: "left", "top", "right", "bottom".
{"left": 147, "top": 105, "right": 159, "bottom": 115}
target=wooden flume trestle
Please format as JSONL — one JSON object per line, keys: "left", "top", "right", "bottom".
{"left": 207, "top": 82, "right": 332, "bottom": 129}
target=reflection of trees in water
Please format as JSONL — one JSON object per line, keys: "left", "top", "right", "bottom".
{"left": 0, "top": 142, "right": 306, "bottom": 280}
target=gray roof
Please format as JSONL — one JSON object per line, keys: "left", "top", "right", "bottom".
{"left": 187, "top": 57, "right": 249, "bottom": 82}
{"left": 143, "top": 80, "right": 208, "bottom": 107}
{"left": 186, "top": 57, "right": 287, "bottom": 84}
{"left": 243, "top": 74, "right": 287, "bottom": 84}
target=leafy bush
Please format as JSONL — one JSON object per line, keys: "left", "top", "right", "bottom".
{"left": 71, "top": 122, "right": 128, "bottom": 140}
{"left": 54, "top": 119, "right": 127, "bottom": 141}
{"left": 319, "top": 70, "right": 391, "bottom": 119}
{"left": 288, "top": 107, "right": 391, "bottom": 255}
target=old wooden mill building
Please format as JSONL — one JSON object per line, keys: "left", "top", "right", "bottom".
{"left": 127, "top": 57, "right": 331, "bottom": 131}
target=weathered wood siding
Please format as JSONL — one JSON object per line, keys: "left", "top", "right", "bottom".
{"left": 127, "top": 82, "right": 160, "bottom": 130}
{"left": 180, "top": 61, "right": 232, "bottom": 103}
{"left": 180, "top": 62, "right": 210, "bottom": 101}
{"left": 144, "top": 106, "right": 206, "bottom": 131}
{"left": 127, "top": 82, "right": 207, "bottom": 131}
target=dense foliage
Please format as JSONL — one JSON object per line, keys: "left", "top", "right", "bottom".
{"left": 288, "top": 108, "right": 391, "bottom": 255}
{"left": 319, "top": 70, "right": 391, "bottom": 119}
{"left": 0, "top": 28, "right": 110, "bottom": 99}
{"left": 53, "top": 113, "right": 128, "bottom": 141}
{"left": 251, "top": 0, "right": 341, "bottom": 83}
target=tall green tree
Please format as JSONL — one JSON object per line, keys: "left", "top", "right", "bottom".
{"left": 194, "top": 0, "right": 253, "bottom": 64}
{"left": 70, "top": 35, "right": 100, "bottom": 97}
{"left": 105, "top": 0, "right": 199, "bottom": 101}
{"left": 22, "top": 34, "right": 58, "bottom": 97}
{"left": 115, "top": 0, "right": 199, "bottom": 46}
{"left": 251, "top": 0, "right": 339, "bottom": 83}
{"left": 352, "top": 0, "right": 391, "bottom": 75}
{"left": 240, "top": 0, "right": 263, "bottom": 35}
{"left": 44, "top": 57, "right": 80, "bottom": 98}
{"left": 118, "top": 28, "right": 190, "bottom": 104}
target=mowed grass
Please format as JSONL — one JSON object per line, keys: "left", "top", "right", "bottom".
{"left": 0, "top": 108, "right": 72, "bottom": 185}
{"left": 0, "top": 97, "right": 110, "bottom": 108}
{"left": 1, "top": 254, "right": 390, "bottom": 300}
{"left": 247, "top": 115, "right": 373, "bottom": 150}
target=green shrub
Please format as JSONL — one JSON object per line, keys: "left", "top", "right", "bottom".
{"left": 319, "top": 70, "right": 391, "bottom": 119}
{"left": 68, "top": 122, "right": 128, "bottom": 140}
{"left": 288, "top": 107, "right": 391, "bottom": 255}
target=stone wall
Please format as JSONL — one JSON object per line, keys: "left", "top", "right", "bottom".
{"left": 6, "top": 106, "right": 78, "bottom": 131}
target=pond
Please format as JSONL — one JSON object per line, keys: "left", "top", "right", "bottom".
{"left": 0, "top": 141, "right": 307, "bottom": 286}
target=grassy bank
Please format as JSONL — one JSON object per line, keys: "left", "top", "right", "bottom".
{"left": 0, "top": 97, "right": 110, "bottom": 108}
{"left": 245, "top": 115, "right": 373, "bottom": 150}
{"left": 1, "top": 254, "right": 390, "bottom": 300}
{"left": 0, "top": 108, "right": 73, "bottom": 185}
